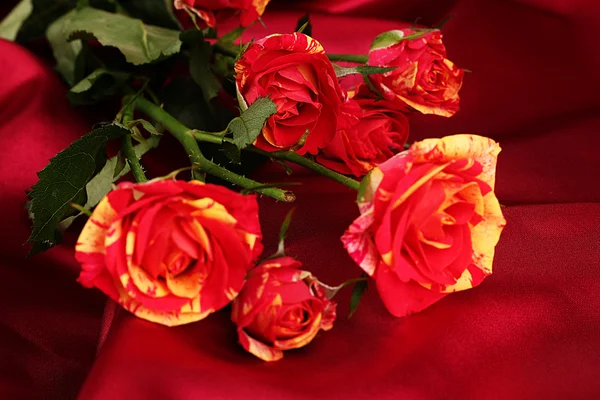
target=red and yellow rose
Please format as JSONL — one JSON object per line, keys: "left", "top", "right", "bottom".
{"left": 342, "top": 134, "right": 506, "bottom": 317}
{"left": 75, "top": 180, "right": 263, "bottom": 326}
{"left": 317, "top": 84, "right": 409, "bottom": 177}
{"left": 235, "top": 33, "right": 344, "bottom": 155}
{"left": 368, "top": 29, "right": 464, "bottom": 117}
{"left": 174, "top": 0, "right": 270, "bottom": 28}
{"left": 231, "top": 256, "right": 336, "bottom": 361}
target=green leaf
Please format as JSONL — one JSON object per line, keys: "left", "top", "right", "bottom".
{"left": 219, "top": 142, "right": 241, "bottom": 165}
{"left": 53, "top": 7, "right": 182, "bottom": 68}
{"left": 357, "top": 170, "right": 372, "bottom": 204}
{"left": 348, "top": 278, "right": 368, "bottom": 318}
{"left": 190, "top": 41, "right": 222, "bottom": 102}
{"left": 357, "top": 167, "right": 383, "bottom": 205}
{"left": 370, "top": 29, "right": 405, "bottom": 50}
{"left": 87, "top": 134, "right": 159, "bottom": 206}
{"left": 56, "top": 134, "right": 160, "bottom": 232}
{"left": 217, "top": 26, "right": 245, "bottom": 45}
{"left": 370, "top": 29, "right": 430, "bottom": 50}
{"left": 82, "top": 155, "right": 120, "bottom": 212}
{"left": 180, "top": 30, "right": 223, "bottom": 102}
{"left": 0, "top": 0, "right": 33, "bottom": 41}
{"left": 434, "top": 14, "right": 452, "bottom": 29}
{"left": 26, "top": 124, "right": 129, "bottom": 255}
{"left": 89, "top": 0, "right": 121, "bottom": 12}
{"left": 16, "top": 0, "right": 74, "bottom": 43}
{"left": 179, "top": 28, "right": 204, "bottom": 44}
{"left": 71, "top": 39, "right": 108, "bottom": 86}
{"left": 203, "top": 27, "right": 217, "bottom": 39}
{"left": 160, "top": 77, "right": 218, "bottom": 131}
{"left": 68, "top": 68, "right": 130, "bottom": 104}
{"left": 160, "top": 76, "right": 265, "bottom": 180}
{"left": 212, "top": 52, "right": 235, "bottom": 80}
{"left": 126, "top": 119, "right": 161, "bottom": 135}
{"left": 46, "top": 9, "right": 82, "bottom": 86}
{"left": 72, "top": 41, "right": 89, "bottom": 84}
{"left": 229, "top": 97, "right": 277, "bottom": 150}
{"left": 70, "top": 68, "right": 121, "bottom": 93}
{"left": 129, "top": 126, "right": 145, "bottom": 144}
{"left": 295, "top": 13, "right": 312, "bottom": 37}
{"left": 119, "top": 0, "right": 180, "bottom": 30}
{"left": 277, "top": 208, "right": 295, "bottom": 256}
{"left": 235, "top": 39, "right": 253, "bottom": 63}
{"left": 113, "top": 151, "right": 127, "bottom": 178}
{"left": 333, "top": 64, "right": 395, "bottom": 78}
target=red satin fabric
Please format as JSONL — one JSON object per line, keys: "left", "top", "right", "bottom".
{"left": 0, "top": 40, "right": 105, "bottom": 399}
{"left": 1, "top": 0, "right": 600, "bottom": 399}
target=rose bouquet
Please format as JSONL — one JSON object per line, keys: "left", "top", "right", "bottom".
{"left": 3, "top": 0, "right": 505, "bottom": 361}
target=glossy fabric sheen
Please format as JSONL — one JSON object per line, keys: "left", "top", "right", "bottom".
{"left": 0, "top": 0, "right": 599, "bottom": 398}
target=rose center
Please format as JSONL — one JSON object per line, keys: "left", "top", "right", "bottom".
{"left": 164, "top": 250, "right": 194, "bottom": 277}
{"left": 282, "top": 307, "right": 309, "bottom": 325}
{"left": 428, "top": 71, "right": 437, "bottom": 83}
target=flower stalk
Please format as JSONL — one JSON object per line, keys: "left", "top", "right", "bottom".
{"left": 191, "top": 131, "right": 360, "bottom": 191}
{"left": 213, "top": 43, "right": 239, "bottom": 58}
{"left": 248, "top": 147, "right": 361, "bottom": 191}
{"left": 134, "top": 97, "right": 295, "bottom": 203}
{"left": 120, "top": 101, "right": 148, "bottom": 183}
{"left": 327, "top": 54, "right": 369, "bottom": 64}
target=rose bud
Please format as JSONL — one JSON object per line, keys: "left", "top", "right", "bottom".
{"left": 342, "top": 134, "right": 506, "bottom": 317}
{"left": 75, "top": 180, "right": 263, "bottom": 326}
{"left": 234, "top": 33, "right": 344, "bottom": 155}
{"left": 174, "top": 0, "right": 270, "bottom": 28}
{"left": 231, "top": 257, "right": 336, "bottom": 362}
{"left": 368, "top": 29, "right": 464, "bottom": 117}
{"left": 317, "top": 84, "right": 409, "bottom": 177}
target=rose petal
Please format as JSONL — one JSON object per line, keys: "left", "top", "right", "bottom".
{"left": 237, "top": 328, "right": 283, "bottom": 362}
{"left": 341, "top": 207, "right": 379, "bottom": 276}
{"left": 75, "top": 196, "right": 117, "bottom": 256}
{"left": 273, "top": 312, "right": 322, "bottom": 350}
{"left": 410, "top": 134, "right": 501, "bottom": 189}
{"left": 375, "top": 263, "right": 447, "bottom": 317}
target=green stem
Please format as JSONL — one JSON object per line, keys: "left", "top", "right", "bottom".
{"left": 213, "top": 43, "right": 238, "bottom": 58}
{"left": 70, "top": 202, "right": 92, "bottom": 217}
{"left": 327, "top": 54, "right": 369, "bottom": 64}
{"left": 248, "top": 147, "right": 361, "bottom": 191}
{"left": 191, "top": 130, "right": 226, "bottom": 145}
{"left": 191, "top": 131, "right": 361, "bottom": 191}
{"left": 192, "top": 131, "right": 360, "bottom": 190}
{"left": 121, "top": 102, "right": 148, "bottom": 183}
{"left": 191, "top": 129, "right": 228, "bottom": 142}
{"left": 134, "top": 97, "right": 295, "bottom": 203}
{"left": 338, "top": 277, "right": 368, "bottom": 288}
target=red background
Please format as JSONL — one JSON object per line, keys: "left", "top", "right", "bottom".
{"left": 1, "top": 0, "right": 599, "bottom": 399}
